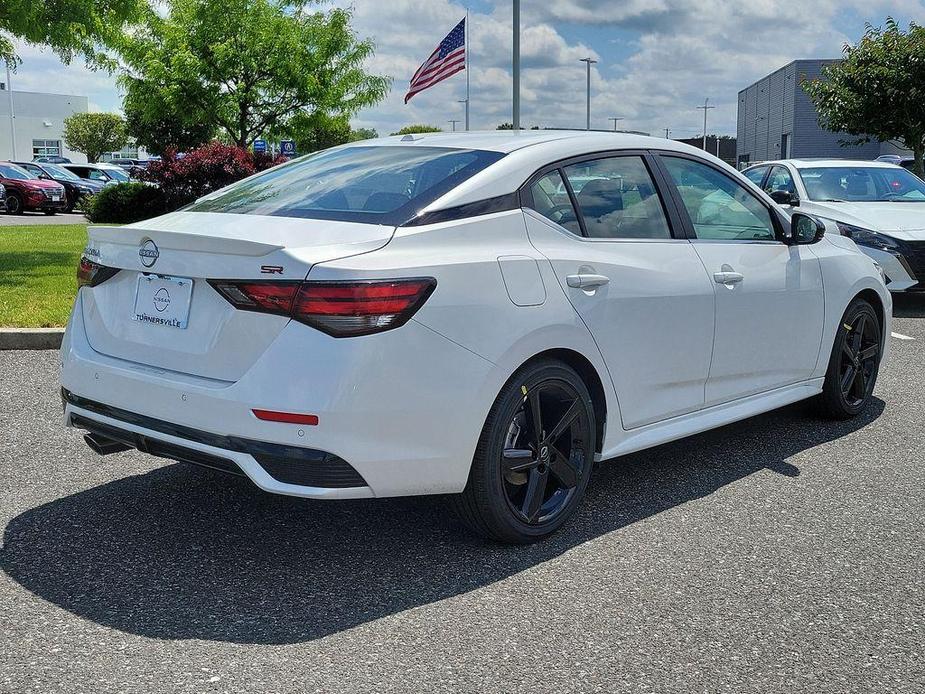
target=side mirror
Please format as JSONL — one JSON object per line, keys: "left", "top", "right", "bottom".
{"left": 790, "top": 212, "right": 825, "bottom": 245}
{"left": 770, "top": 189, "right": 799, "bottom": 207}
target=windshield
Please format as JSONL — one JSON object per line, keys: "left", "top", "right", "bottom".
{"left": 800, "top": 166, "right": 925, "bottom": 202}
{"left": 43, "top": 163, "right": 79, "bottom": 180}
{"left": 104, "top": 167, "right": 130, "bottom": 182}
{"left": 0, "top": 163, "right": 36, "bottom": 180}
{"left": 188, "top": 145, "right": 505, "bottom": 224}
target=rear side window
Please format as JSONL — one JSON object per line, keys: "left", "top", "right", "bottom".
{"left": 564, "top": 156, "right": 671, "bottom": 239}
{"left": 189, "top": 146, "right": 504, "bottom": 225}
{"left": 529, "top": 170, "right": 581, "bottom": 236}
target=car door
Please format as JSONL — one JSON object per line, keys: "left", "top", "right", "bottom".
{"left": 522, "top": 152, "right": 716, "bottom": 429}
{"left": 657, "top": 154, "right": 825, "bottom": 406}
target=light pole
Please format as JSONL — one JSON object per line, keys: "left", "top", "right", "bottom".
{"left": 579, "top": 57, "right": 597, "bottom": 130}
{"left": 696, "top": 97, "right": 715, "bottom": 152}
{"left": 5, "top": 65, "right": 15, "bottom": 159}
{"left": 448, "top": 119, "right": 461, "bottom": 132}
{"left": 512, "top": 0, "right": 520, "bottom": 130}
{"left": 664, "top": 127, "right": 671, "bottom": 139}
{"left": 608, "top": 116, "right": 624, "bottom": 132}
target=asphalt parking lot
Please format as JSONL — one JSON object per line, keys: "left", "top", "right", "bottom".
{"left": 1, "top": 298, "right": 923, "bottom": 694}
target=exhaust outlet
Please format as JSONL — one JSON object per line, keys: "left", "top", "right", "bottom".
{"left": 84, "top": 432, "right": 131, "bottom": 456}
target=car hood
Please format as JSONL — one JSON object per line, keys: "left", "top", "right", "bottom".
{"left": 802, "top": 200, "right": 925, "bottom": 240}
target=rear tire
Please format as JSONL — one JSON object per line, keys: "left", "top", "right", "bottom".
{"left": 450, "top": 359, "right": 596, "bottom": 543}
{"left": 817, "top": 299, "right": 882, "bottom": 419}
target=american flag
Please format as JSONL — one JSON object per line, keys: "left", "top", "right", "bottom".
{"left": 404, "top": 18, "right": 466, "bottom": 104}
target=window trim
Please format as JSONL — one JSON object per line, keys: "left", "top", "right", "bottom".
{"left": 520, "top": 149, "right": 686, "bottom": 242}
{"left": 651, "top": 151, "right": 787, "bottom": 244}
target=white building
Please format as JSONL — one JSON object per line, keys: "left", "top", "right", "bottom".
{"left": 0, "top": 86, "right": 89, "bottom": 163}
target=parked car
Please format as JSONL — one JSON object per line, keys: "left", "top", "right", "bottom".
{"left": 876, "top": 154, "right": 915, "bottom": 171}
{"left": 13, "top": 160, "right": 105, "bottom": 212}
{"left": 33, "top": 155, "right": 72, "bottom": 164}
{"left": 0, "top": 161, "right": 68, "bottom": 214}
{"left": 107, "top": 158, "right": 150, "bottom": 177}
{"left": 62, "top": 132, "right": 890, "bottom": 543}
{"left": 744, "top": 159, "right": 925, "bottom": 292}
{"left": 61, "top": 162, "right": 132, "bottom": 186}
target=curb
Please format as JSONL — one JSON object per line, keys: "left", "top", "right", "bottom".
{"left": 0, "top": 328, "right": 65, "bottom": 350}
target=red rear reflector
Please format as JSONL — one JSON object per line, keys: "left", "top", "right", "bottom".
{"left": 252, "top": 409, "right": 319, "bottom": 425}
{"left": 209, "top": 277, "right": 436, "bottom": 338}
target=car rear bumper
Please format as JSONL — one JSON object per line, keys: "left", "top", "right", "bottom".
{"left": 60, "top": 291, "right": 498, "bottom": 499}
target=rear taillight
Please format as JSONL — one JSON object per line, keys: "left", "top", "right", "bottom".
{"left": 77, "top": 256, "right": 120, "bottom": 288}
{"left": 208, "top": 278, "right": 436, "bottom": 337}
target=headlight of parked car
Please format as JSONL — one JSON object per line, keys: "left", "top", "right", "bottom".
{"left": 836, "top": 222, "right": 901, "bottom": 252}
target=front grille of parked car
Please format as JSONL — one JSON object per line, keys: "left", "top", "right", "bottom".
{"left": 901, "top": 240, "right": 925, "bottom": 286}
{"left": 42, "top": 188, "right": 64, "bottom": 199}
{"left": 63, "top": 389, "right": 369, "bottom": 489}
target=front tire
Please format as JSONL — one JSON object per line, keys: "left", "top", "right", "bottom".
{"left": 817, "top": 299, "right": 882, "bottom": 419}
{"left": 451, "top": 359, "right": 596, "bottom": 543}
{"left": 6, "top": 192, "right": 23, "bottom": 214}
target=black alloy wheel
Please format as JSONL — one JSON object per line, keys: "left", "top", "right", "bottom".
{"left": 452, "top": 360, "right": 595, "bottom": 543}
{"left": 819, "top": 299, "right": 882, "bottom": 419}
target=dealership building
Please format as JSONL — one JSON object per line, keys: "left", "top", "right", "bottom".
{"left": 736, "top": 59, "right": 909, "bottom": 167}
{"left": 0, "top": 86, "right": 90, "bottom": 163}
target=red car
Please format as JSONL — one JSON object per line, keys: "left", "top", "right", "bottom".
{"left": 0, "top": 161, "right": 68, "bottom": 215}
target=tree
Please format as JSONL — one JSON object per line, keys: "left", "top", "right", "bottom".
{"left": 62, "top": 113, "right": 128, "bottom": 163}
{"left": 1, "top": 0, "right": 142, "bottom": 68}
{"left": 389, "top": 125, "right": 442, "bottom": 135}
{"left": 803, "top": 19, "right": 925, "bottom": 177}
{"left": 117, "top": 0, "right": 390, "bottom": 148}
{"left": 350, "top": 127, "right": 379, "bottom": 141}
{"left": 122, "top": 79, "right": 215, "bottom": 155}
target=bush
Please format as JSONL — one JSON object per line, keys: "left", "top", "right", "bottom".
{"left": 84, "top": 183, "right": 168, "bottom": 224}
{"left": 142, "top": 141, "right": 284, "bottom": 210}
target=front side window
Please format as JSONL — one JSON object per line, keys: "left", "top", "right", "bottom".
{"left": 563, "top": 156, "right": 671, "bottom": 239}
{"left": 743, "top": 166, "right": 768, "bottom": 186}
{"left": 529, "top": 170, "right": 581, "bottom": 236}
{"left": 799, "top": 166, "right": 925, "bottom": 203}
{"left": 765, "top": 166, "right": 796, "bottom": 195}
{"left": 189, "top": 146, "right": 505, "bottom": 224}
{"left": 662, "top": 157, "right": 776, "bottom": 241}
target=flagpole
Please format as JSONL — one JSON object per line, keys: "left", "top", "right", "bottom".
{"left": 465, "top": 7, "right": 470, "bottom": 131}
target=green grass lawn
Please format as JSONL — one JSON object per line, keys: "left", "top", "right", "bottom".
{"left": 0, "top": 224, "right": 88, "bottom": 327}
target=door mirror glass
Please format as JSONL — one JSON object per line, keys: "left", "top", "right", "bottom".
{"left": 791, "top": 212, "right": 825, "bottom": 244}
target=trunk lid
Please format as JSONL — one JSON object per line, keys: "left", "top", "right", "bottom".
{"left": 81, "top": 211, "right": 394, "bottom": 381}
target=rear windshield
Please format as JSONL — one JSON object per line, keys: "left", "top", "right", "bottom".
{"left": 188, "top": 146, "right": 505, "bottom": 224}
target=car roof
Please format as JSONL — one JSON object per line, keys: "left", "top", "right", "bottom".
{"left": 340, "top": 130, "right": 732, "bottom": 212}
{"left": 758, "top": 159, "right": 901, "bottom": 169}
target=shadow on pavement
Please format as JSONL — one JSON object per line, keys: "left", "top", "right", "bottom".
{"left": 892, "top": 293, "right": 925, "bottom": 319}
{"left": 1, "top": 398, "right": 884, "bottom": 644}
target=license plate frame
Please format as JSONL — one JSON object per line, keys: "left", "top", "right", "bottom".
{"left": 132, "top": 274, "right": 193, "bottom": 330}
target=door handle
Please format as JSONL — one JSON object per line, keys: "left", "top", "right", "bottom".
{"left": 566, "top": 274, "right": 610, "bottom": 289}
{"left": 713, "top": 271, "right": 744, "bottom": 285}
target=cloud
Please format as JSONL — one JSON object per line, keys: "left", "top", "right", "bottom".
{"left": 7, "top": 1, "right": 925, "bottom": 139}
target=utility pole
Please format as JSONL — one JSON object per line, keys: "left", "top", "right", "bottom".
{"left": 5, "top": 65, "right": 15, "bottom": 159}
{"left": 448, "top": 119, "right": 461, "bottom": 132}
{"left": 579, "top": 57, "right": 597, "bottom": 130}
{"left": 512, "top": 0, "right": 520, "bottom": 130}
{"left": 608, "top": 116, "right": 624, "bottom": 131}
{"left": 697, "top": 97, "right": 715, "bottom": 152}
{"left": 664, "top": 127, "right": 671, "bottom": 139}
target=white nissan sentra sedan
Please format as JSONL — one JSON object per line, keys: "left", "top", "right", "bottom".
{"left": 61, "top": 131, "right": 890, "bottom": 543}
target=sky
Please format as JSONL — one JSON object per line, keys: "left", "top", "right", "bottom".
{"left": 6, "top": 0, "right": 925, "bottom": 139}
